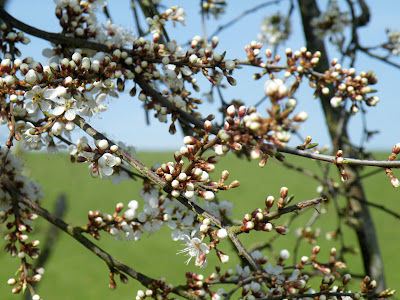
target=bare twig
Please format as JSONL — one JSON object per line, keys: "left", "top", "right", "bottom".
{"left": 208, "top": 0, "right": 282, "bottom": 39}
{"left": 275, "top": 146, "right": 400, "bottom": 168}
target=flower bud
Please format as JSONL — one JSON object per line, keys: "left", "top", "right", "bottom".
{"left": 217, "top": 228, "right": 228, "bottom": 239}
{"left": 97, "top": 139, "right": 109, "bottom": 150}
{"left": 204, "top": 120, "right": 212, "bottom": 131}
{"left": 244, "top": 221, "right": 254, "bottom": 230}
{"left": 280, "top": 187, "right": 288, "bottom": 198}
{"left": 293, "top": 111, "right": 308, "bottom": 122}
{"left": 263, "top": 222, "right": 273, "bottom": 231}
{"left": 343, "top": 274, "right": 351, "bottom": 285}
{"left": 183, "top": 136, "right": 197, "bottom": 145}
{"left": 275, "top": 226, "right": 289, "bottom": 235}
{"left": 201, "top": 191, "right": 215, "bottom": 201}
{"left": 229, "top": 180, "right": 240, "bottom": 188}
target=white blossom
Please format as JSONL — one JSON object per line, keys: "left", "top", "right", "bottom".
{"left": 97, "top": 153, "right": 117, "bottom": 176}
{"left": 177, "top": 234, "right": 209, "bottom": 268}
{"left": 258, "top": 12, "right": 291, "bottom": 46}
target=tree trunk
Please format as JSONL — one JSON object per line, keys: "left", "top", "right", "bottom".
{"left": 297, "top": 0, "right": 386, "bottom": 290}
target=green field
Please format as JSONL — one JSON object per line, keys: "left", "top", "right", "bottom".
{"left": 0, "top": 151, "right": 399, "bottom": 299}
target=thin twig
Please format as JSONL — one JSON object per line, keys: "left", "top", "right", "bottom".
{"left": 275, "top": 146, "right": 400, "bottom": 168}
{"left": 208, "top": 0, "right": 282, "bottom": 39}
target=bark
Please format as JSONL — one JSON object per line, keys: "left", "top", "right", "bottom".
{"left": 297, "top": 0, "right": 386, "bottom": 290}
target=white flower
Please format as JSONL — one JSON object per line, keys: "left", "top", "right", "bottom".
{"left": 98, "top": 153, "right": 117, "bottom": 176}
{"left": 233, "top": 265, "right": 251, "bottom": 280}
{"left": 264, "top": 78, "right": 288, "bottom": 99}
{"left": 310, "top": 0, "right": 350, "bottom": 41}
{"left": 124, "top": 200, "right": 139, "bottom": 220}
{"left": 68, "top": 136, "right": 89, "bottom": 155}
{"left": 177, "top": 234, "right": 209, "bottom": 268}
{"left": 24, "top": 85, "right": 54, "bottom": 114}
{"left": 279, "top": 249, "right": 290, "bottom": 260}
{"left": 164, "top": 65, "right": 184, "bottom": 91}
{"left": 265, "top": 262, "right": 285, "bottom": 282}
{"left": 258, "top": 12, "right": 291, "bottom": 46}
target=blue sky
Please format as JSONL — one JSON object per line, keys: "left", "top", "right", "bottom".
{"left": 2, "top": 0, "right": 400, "bottom": 152}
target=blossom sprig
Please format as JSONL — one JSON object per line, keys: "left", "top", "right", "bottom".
{"left": 180, "top": 249, "right": 304, "bottom": 299}
{"left": 70, "top": 138, "right": 121, "bottom": 178}
{"left": 310, "top": 0, "right": 350, "bottom": 42}
{"left": 156, "top": 133, "right": 240, "bottom": 201}
{"left": 238, "top": 188, "right": 291, "bottom": 235}
{"left": 201, "top": 0, "right": 226, "bottom": 19}
{"left": 383, "top": 29, "right": 400, "bottom": 55}
{"left": 0, "top": 149, "right": 43, "bottom": 297}
{"left": 334, "top": 149, "right": 349, "bottom": 182}
{"left": 385, "top": 143, "right": 400, "bottom": 188}
{"left": 179, "top": 247, "right": 373, "bottom": 299}
{"left": 0, "top": 23, "right": 31, "bottom": 60}
{"left": 213, "top": 103, "right": 308, "bottom": 169}
{"left": 258, "top": 12, "right": 291, "bottom": 47}
{"left": 248, "top": 46, "right": 379, "bottom": 115}
{"left": 324, "top": 59, "right": 379, "bottom": 112}
{"left": 84, "top": 182, "right": 201, "bottom": 242}
{"left": 135, "top": 277, "right": 175, "bottom": 300}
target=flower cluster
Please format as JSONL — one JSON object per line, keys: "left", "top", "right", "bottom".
{"left": 258, "top": 12, "right": 291, "bottom": 47}
{"left": 238, "top": 187, "right": 291, "bottom": 235}
{"left": 156, "top": 134, "right": 240, "bottom": 201}
{"left": 213, "top": 102, "right": 307, "bottom": 168}
{"left": 386, "top": 143, "right": 400, "bottom": 187}
{"left": 0, "top": 23, "right": 31, "bottom": 59}
{"left": 174, "top": 246, "right": 356, "bottom": 299}
{"left": 50, "top": 0, "right": 134, "bottom": 60}
{"left": 324, "top": 59, "right": 379, "bottom": 112}
{"left": 310, "top": 0, "right": 350, "bottom": 40}
{"left": 85, "top": 182, "right": 201, "bottom": 242}
{"left": 384, "top": 29, "right": 400, "bottom": 55}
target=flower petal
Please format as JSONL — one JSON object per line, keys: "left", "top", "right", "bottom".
{"left": 53, "top": 106, "right": 65, "bottom": 116}
{"left": 26, "top": 102, "right": 38, "bottom": 114}
{"left": 40, "top": 100, "right": 51, "bottom": 112}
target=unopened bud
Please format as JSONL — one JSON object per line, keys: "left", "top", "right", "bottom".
{"left": 204, "top": 120, "right": 212, "bottom": 131}
{"left": 201, "top": 191, "right": 215, "bottom": 201}
{"left": 245, "top": 221, "right": 254, "bottom": 230}
{"left": 229, "top": 180, "right": 240, "bottom": 188}
{"left": 391, "top": 177, "right": 400, "bottom": 188}
{"left": 343, "top": 274, "right": 351, "bottom": 285}
{"left": 275, "top": 226, "right": 289, "bottom": 235}
{"left": 293, "top": 111, "right": 308, "bottom": 122}
{"left": 265, "top": 196, "right": 274, "bottom": 209}
{"left": 183, "top": 136, "right": 197, "bottom": 145}
{"left": 217, "top": 228, "right": 228, "bottom": 239}
{"left": 280, "top": 187, "right": 288, "bottom": 198}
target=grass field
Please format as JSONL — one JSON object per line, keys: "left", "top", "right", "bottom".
{"left": 0, "top": 151, "right": 399, "bottom": 299}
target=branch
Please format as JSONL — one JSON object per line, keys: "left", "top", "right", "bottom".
{"left": 24, "top": 194, "right": 67, "bottom": 300}
{"left": 208, "top": 0, "right": 281, "bottom": 39}
{"left": 72, "top": 114, "right": 261, "bottom": 271}
{"left": 263, "top": 197, "right": 325, "bottom": 222}
{"left": 275, "top": 146, "right": 400, "bottom": 168}
{"left": 0, "top": 177, "right": 200, "bottom": 300}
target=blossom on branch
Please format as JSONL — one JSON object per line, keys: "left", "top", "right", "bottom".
{"left": 177, "top": 234, "right": 209, "bottom": 268}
